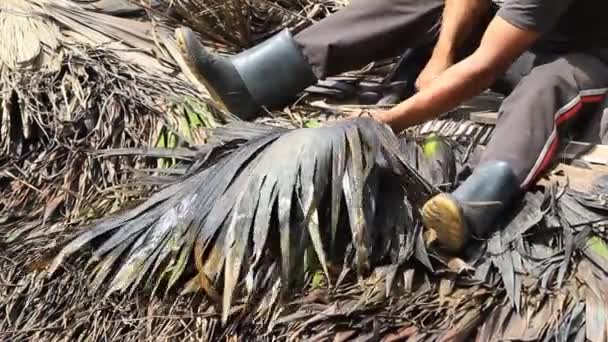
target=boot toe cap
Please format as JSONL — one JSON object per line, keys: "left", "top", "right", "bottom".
{"left": 422, "top": 193, "right": 470, "bottom": 253}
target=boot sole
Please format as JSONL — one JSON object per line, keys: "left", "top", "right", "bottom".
{"left": 421, "top": 193, "right": 469, "bottom": 253}
{"left": 175, "top": 28, "right": 230, "bottom": 113}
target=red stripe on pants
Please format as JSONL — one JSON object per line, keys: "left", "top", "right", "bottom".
{"left": 524, "top": 94, "right": 606, "bottom": 188}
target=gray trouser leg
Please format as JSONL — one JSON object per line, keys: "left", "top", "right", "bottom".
{"left": 482, "top": 53, "right": 608, "bottom": 188}
{"left": 570, "top": 95, "right": 608, "bottom": 144}
{"left": 293, "top": 0, "right": 445, "bottom": 79}
{"left": 595, "top": 96, "right": 608, "bottom": 143}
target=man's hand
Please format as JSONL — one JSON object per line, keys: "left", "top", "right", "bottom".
{"left": 416, "top": 56, "right": 454, "bottom": 91}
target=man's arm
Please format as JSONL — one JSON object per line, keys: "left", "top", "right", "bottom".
{"left": 376, "top": 16, "right": 540, "bottom": 132}
{"left": 415, "top": 0, "right": 490, "bottom": 90}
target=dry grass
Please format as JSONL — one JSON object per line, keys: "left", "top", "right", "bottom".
{"left": 161, "top": 0, "right": 348, "bottom": 50}
{"left": 0, "top": 0, "right": 227, "bottom": 228}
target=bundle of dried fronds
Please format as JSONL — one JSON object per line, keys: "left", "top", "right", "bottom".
{"left": 160, "top": 0, "right": 348, "bottom": 50}
{"left": 0, "top": 0, "right": 226, "bottom": 229}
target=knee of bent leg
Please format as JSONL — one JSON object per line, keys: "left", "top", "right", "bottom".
{"left": 599, "top": 97, "right": 608, "bottom": 143}
{"left": 499, "top": 60, "right": 577, "bottom": 118}
{"left": 520, "top": 61, "right": 576, "bottom": 97}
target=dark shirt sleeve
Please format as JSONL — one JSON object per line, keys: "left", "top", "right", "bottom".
{"left": 496, "top": 0, "right": 573, "bottom": 34}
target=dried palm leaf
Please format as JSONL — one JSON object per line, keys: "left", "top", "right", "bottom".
{"left": 0, "top": 0, "right": 62, "bottom": 72}
{"left": 48, "top": 117, "right": 438, "bottom": 322}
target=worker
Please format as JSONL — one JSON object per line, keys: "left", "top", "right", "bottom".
{"left": 176, "top": 0, "right": 608, "bottom": 252}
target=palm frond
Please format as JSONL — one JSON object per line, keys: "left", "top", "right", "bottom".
{"left": 49, "top": 117, "right": 437, "bottom": 322}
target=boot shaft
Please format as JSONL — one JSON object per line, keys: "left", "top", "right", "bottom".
{"left": 232, "top": 29, "right": 318, "bottom": 109}
{"left": 452, "top": 160, "right": 520, "bottom": 237}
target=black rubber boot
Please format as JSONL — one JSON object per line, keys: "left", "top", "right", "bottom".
{"left": 175, "top": 27, "right": 317, "bottom": 120}
{"left": 421, "top": 161, "right": 520, "bottom": 252}
{"left": 377, "top": 45, "right": 432, "bottom": 105}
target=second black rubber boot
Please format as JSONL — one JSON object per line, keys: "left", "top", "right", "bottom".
{"left": 421, "top": 160, "right": 520, "bottom": 252}
{"left": 176, "top": 27, "right": 318, "bottom": 120}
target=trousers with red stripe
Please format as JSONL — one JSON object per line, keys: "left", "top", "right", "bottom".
{"left": 293, "top": 0, "right": 608, "bottom": 187}
{"left": 484, "top": 52, "right": 608, "bottom": 188}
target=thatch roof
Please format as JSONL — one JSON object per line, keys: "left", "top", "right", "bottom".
{"left": 2, "top": 1, "right": 608, "bottom": 341}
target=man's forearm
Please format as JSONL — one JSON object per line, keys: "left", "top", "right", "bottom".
{"left": 375, "top": 15, "right": 541, "bottom": 133}
{"left": 376, "top": 53, "right": 501, "bottom": 131}
{"left": 374, "top": 13, "right": 541, "bottom": 131}
{"left": 433, "top": 0, "right": 490, "bottom": 61}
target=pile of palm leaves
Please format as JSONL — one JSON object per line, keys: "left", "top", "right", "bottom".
{"left": 5, "top": 116, "right": 608, "bottom": 341}
{"left": 0, "top": 0, "right": 227, "bottom": 228}
{"left": 3, "top": 1, "right": 608, "bottom": 341}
